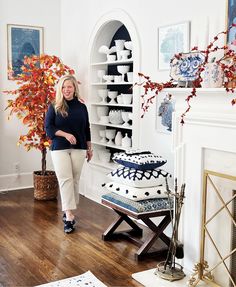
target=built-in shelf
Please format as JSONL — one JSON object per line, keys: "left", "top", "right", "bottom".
{"left": 90, "top": 122, "right": 133, "bottom": 130}
{"left": 91, "top": 59, "right": 133, "bottom": 66}
{"left": 90, "top": 102, "right": 132, "bottom": 108}
{"left": 88, "top": 22, "right": 135, "bottom": 168}
{"left": 91, "top": 82, "right": 133, "bottom": 86}
{"left": 92, "top": 141, "right": 127, "bottom": 150}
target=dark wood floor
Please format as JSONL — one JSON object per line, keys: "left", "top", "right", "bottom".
{"left": 0, "top": 189, "right": 162, "bottom": 287}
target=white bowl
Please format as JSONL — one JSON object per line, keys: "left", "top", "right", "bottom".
{"left": 103, "top": 75, "right": 114, "bottom": 83}
{"left": 108, "top": 110, "right": 124, "bottom": 125}
{"left": 97, "top": 89, "right": 108, "bottom": 103}
{"left": 121, "top": 111, "right": 130, "bottom": 127}
{"left": 120, "top": 50, "right": 130, "bottom": 60}
{"left": 117, "top": 95, "right": 123, "bottom": 104}
{"left": 114, "top": 75, "right": 122, "bottom": 83}
{"left": 124, "top": 41, "right": 133, "bottom": 51}
{"left": 97, "top": 70, "right": 106, "bottom": 82}
{"left": 127, "top": 72, "right": 133, "bottom": 82}
{"left": 115, "top": 40, "right": 126, "bottom": 51}
{"left": 121, "top": 93, "right": 133, "bottom": 105}
{"left": 99, "top": 130, "right": 107, "bottom": 143}
{"left": 105, "top": 129, "right": 116, "bottom": 144}
{"left": 99, "top": 45, "right": 109, "bottom": 54}
{"left": 107, "top": 54, "right": 116, "bottom": 62}
{"left": 108, "top": 91, "right": 118, "bottom": 104}
{"left": 117, "top": 65, "right": 130, "bottom": 75}
{"left": 97, "top": 106, "right": 109, "bottom": 119}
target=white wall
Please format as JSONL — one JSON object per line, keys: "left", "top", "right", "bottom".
{"left": 0, "top": 0, "right": 227, "bottom": 190}
{"left": 0, "top": 0, "right": 61, "bottom": 189}
{"left": 60, "top": 0, "right": 226, "bottom": 175}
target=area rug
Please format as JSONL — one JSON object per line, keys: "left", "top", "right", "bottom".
{"left": 132, "top": 268, "right": 208, "bottom": 287}
{"left": 35, "top": 271, "right": 107, "bottom": 287}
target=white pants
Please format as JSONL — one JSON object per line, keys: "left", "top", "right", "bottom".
{"left": 51, "top": 149, "right": 86, "bottom": 211}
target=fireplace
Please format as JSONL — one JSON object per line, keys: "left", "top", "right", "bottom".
{"left": 231, "top": 190, "right": 236, "bottom": 286}
{"left": 169, "top": 88, "right": 236, "bottom": 286}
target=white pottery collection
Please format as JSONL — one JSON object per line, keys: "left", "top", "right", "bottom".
{"left": 97, "top": 89, "right": 108, "bottom": 103}
{"left": 114, "top": 131, "right": 122, "bottom": 146}
{"left": 108, "top": 110, "right": 123, "bottom": 125}
{"left": 98, "top": 129, "right": 132, "bottom": 148}
{"left": 122, "top": 133, "right": 132, "bottom": 148}
{"left": 98, "top": 40, "right": 132, "bottom": 62}
{"left": 94, "top": 40, "right": 134, "bottom": 159}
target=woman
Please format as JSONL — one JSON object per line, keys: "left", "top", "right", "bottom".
{"left": 45, "top": 75, "right": 93, "bottom": 234}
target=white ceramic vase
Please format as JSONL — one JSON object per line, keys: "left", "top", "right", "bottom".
{"left": 114, "top": 131, "right": 122, "bottom": 146}
{"left": 122, "top": 133, "right": 131, "bottom": 148}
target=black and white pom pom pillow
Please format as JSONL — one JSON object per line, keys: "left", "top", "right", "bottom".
{"left": 112, "top": 151, "right": 167, "bottom": 170}
{"left": 107, "top": 166, "right": 172, "bottom": 188}
{"left": 103, "top": 181, "right": 168, "bottom": 201}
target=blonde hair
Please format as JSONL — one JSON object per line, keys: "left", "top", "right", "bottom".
{"left": 54, "top": 75, "right": 82, "bottom": 117}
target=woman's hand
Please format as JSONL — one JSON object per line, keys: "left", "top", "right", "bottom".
{"left": 65, "top": 133, "right": 77, "bottom": 145}
{"left": 86, "top": 149, "right": 93, "bottom": 162}
{"left": 55, "top": 130, "right": 77, "bottom": 145}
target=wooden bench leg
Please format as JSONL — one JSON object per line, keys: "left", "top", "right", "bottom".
{"left": 135, "top": 213, "right": 172, "bottom": 260}
{"left": 102, "top": 209, "right": 143, "bottom": 241}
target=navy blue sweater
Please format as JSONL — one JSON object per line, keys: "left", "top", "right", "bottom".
{"left": 45, "top": 98, "right": 91, "bottom": 151}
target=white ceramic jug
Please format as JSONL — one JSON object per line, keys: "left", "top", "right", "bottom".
{"left": 114, "top": 131, "right": 122, "bottom": 146}
{"left": 121, "top": 133, "right": 131, "bottom": 148}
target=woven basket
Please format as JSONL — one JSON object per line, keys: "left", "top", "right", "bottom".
{"left": 34, "top": 170, "right": 58, "bottom": 200}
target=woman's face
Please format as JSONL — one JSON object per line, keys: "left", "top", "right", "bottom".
{"left": 62, "top": 80, "right": 75, "bottom": 101}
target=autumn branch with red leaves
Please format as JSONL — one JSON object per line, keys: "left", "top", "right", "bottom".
{"left": 136, "top": 24, "right": 236, "bottom": 124}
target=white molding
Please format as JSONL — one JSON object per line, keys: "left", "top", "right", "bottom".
{"left": 181, "top": 112, "right": 236, "bottom": 128}
{"left": 0, "top": 172, "right": 33, "bottom": 192}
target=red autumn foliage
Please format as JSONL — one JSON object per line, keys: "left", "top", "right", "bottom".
{"left": 137, "top": 25, "right": 236, "bottom": 123}
{"left": 5, "top": 54, "right": 75, "bottom": 175}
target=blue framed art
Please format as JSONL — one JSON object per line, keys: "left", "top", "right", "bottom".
{"left": 158, "top": 21, "right": 190, "bottom": 70}
{"left": 7, "top": 24, "right": 44, "bottom": 79}
{"left": 227, "top": 0, "right": 236, "bottom": 50}
{"left": 156, "top": 93, "right": 175, "bottom": 134}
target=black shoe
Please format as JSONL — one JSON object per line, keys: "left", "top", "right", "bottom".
{"left": 64, "top": 220, "right": 75, "bottom": 234}
{"left": 62, "top": 213, "right": 75, "bottom": 225}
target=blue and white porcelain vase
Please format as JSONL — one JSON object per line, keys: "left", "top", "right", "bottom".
{"left": 201, "top": 63, "right": 224, "bottom": 88}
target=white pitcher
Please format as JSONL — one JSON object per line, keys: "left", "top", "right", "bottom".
{"left": 121, "top": 133, "right": 131, "bottom": 148}
{"left": 114, "top": 131, "right": 122, "bottom": 146}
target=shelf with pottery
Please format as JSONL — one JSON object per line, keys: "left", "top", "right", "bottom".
{"left": 91, "top": 59, "right": 133, "bottom": 66}
{"left": 90, "top": 102, "right": 133, "bottom": 108}
{"left": 90, "top": 122, "right": 133, "bottom": 130}
{"left": 92, "top": 141, "right": 128, "bottom": 151}
{"left": 88, "top": 25, "right": 136, "bottom": 168}
{"left": 91, "top": 82, "right": 133, "bottom": 86}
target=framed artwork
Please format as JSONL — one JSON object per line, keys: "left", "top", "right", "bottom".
{"left": 156, "top": 93, "right": 175, "bottom": 134}
{"left": 158, "top": 21, "right": 190, "bottom": 70}
{"left": 227, "top": 0, "right": 236, "bottom": 49}
{"left": 7, "top": 24, "right": 44, "bottom": 79}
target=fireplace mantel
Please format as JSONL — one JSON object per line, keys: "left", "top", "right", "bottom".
{"left": 163, "top": 88, "right": 236, "bottom": 286}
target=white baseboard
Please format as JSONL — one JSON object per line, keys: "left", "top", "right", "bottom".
{"left": 0, "top": 172, "right": 33, "bottom": 192}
